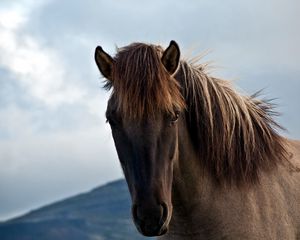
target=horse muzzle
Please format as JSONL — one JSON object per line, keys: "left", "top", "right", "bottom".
{"left": 132, "top": 202, "right": 169, "bottom": 236}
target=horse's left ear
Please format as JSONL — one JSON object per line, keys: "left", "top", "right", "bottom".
{"left": 162, "top": 40, "right": 180, "bottom": 75}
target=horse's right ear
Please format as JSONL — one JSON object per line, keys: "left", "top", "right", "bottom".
{"left": 162, "top": 40, "right": 180, "bottom": 75}
{"left": 94, "top": 46, "right": 114, "bottom": 80}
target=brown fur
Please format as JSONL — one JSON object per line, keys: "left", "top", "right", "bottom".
{"left": 106, "top": 43, "right": 185, "bottom": 120}
{"left": 108, "top": 43, "right": 291, "bottom": 187}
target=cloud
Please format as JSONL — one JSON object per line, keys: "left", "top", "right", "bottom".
{"left": 0, "top": 114, "right": 122, "bottom": 220}
{"left": 0, "top": 1, "right": 88, "bottom": 108}
{"left": 22, "top": 0, "right": 300, "bottom": 76}
{"left": 0, "top": 0, "right": 120, "bottom": 220}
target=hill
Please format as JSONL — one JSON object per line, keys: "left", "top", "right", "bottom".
{"left": 0, "top": 179, "right": 153, "bottom": 240}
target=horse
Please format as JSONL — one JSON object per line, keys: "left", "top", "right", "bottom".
{"left": 94, "top": 41, "right": 300, "bottom": 239}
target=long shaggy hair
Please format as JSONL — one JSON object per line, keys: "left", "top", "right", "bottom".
{"left": 106, "top": 43, "right": 185, "bottom": 119}
{"left": 177, "top": 61, "right": 290, "bottom": 186}
{"left": 106, "top": 43, "right": 290, "bottom": 187}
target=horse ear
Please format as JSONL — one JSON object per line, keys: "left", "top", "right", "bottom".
{"left": 162, "top": 40, "right": 180, "bottom": 75}
{"left": 94, "top": 46, "right": 114, "bottom": 80}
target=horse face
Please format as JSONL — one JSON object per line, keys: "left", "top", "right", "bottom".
{"left": 106, "top": 101, "right": 179, "bottom": 236}
{"left": 95, "top": 40, "right": 181, "bottom": 236}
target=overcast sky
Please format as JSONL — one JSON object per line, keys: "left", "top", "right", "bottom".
{"left": 0, "top": 0, "right": 299, "bottom": 221}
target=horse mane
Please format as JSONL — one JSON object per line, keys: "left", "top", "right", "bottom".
{"left": 107, "top": 42, "right": 290, "bottom": 187}
{"left": 176, "top": 60, "right": 290, "bottom": 187}
{"left": 106, "top": 43, "right": 185, "bottom": 119}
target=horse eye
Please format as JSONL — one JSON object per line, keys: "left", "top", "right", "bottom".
{"left": 170, "top": 112, "right": 180, "bottom": 124}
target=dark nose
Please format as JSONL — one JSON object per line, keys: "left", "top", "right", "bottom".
{"left": 132, "top": 202, "right": 168, "bottom": 236}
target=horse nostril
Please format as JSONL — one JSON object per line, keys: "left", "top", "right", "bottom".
{"left": 160, "top": 202, "right": 168, "bottom": 224}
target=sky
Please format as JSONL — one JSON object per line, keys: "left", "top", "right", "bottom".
{"left": 0, "top": 0, "right": 299, "bottom": 221}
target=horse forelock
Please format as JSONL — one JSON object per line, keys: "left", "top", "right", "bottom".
{"left": 107, "top": 43, "right": 185, "bottom": 120}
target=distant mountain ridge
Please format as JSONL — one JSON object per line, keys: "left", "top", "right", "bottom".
{"left": 0, "top": 179, "right": 153, "bottom": 240}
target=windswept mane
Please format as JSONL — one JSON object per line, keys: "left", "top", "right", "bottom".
{"left": 106, "top": 42, "right": 290, "bottom": 187}
{"left": 176, "top": 61, "right": 290, "bottom": 186}
{"left": 106, "top": 43, "right": 185, "bottom": 119}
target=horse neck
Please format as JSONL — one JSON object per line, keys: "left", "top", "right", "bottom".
{"left": 172, "top": 116, "right": 214, "bottom": 212}
{"left": 167, "top": 117, "right": 216, "bottom": 238}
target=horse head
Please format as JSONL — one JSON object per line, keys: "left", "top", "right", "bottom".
{"left": 95, "top": 41, "right": 184, "bottom": 236}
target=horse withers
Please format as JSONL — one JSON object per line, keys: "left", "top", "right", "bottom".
{"left": 94, "top": 41, "right": 300, "bottom": 239}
